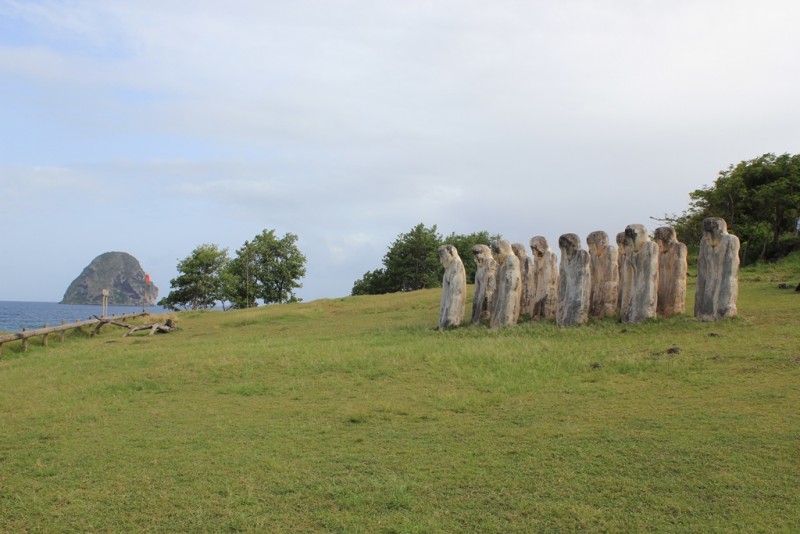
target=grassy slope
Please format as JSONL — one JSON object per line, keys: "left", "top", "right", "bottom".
{"left": 1, "top": 255, "right": 799, "bottom": 532}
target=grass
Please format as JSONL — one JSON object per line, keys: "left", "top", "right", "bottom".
{"left": 1, "top": 255, "right": 799, "bottom": 532}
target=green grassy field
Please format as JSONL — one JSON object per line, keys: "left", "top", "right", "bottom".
{"left": 2, "top": 256, "right": 799, "bottom": 532}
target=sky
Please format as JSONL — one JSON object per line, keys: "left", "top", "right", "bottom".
{"left": 1, "top": 0, "right": 799, "bottom": 303}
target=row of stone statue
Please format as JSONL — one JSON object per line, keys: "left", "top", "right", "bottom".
{"left": 438, "top": 217, "right": 740, "bottom": 329}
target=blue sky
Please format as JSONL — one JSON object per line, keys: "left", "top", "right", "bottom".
{"left": 2, "top": 0, "right": 799, "bottom": 303}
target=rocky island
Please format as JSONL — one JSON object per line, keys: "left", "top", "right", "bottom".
{"left": 61, "top": 252, "right": 158, "bottom": 306}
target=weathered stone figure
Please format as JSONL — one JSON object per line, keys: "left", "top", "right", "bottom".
{"left": 653, "top": 227, "right": 688, "bottom": 317}
{"left": 530, "top": 236, "right": 558, "bottom": 321}
{"left": 695, "top": 217, "right": 739, "bottom": 321}
{"left": 471, "top": 244, "right": 497, "bottom": 325}
{"left": 437, "top": 245, "right": 466, "bottom": 330}
{"left": 616, "top": 231, "right": 627, "bottom": 311}
{"left": 512, "top": 243, "right": 535, "bottom": 320}
{"left": 489, "top": 239, "right": 521, "bottom": 329}
{"left": 556, "top": 233, "right": 591, "bottom": 327}
{"left": 619, "top": 224, "right": 658, "bottom": 323}
{"left": 586, "top": 231, "right": 619, "bottom": 319}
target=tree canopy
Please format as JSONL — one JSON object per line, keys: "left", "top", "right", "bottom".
{"left": 662, "top": 153, "right": 800, "bottom": 264}
{"left": 159, "top": 230, "right": 307, "bottom": 310}
{"left": 158, "top": 243, "right": 229, "bottom": 310}
{"left": 352, "top": 223, "right": 495, "bottom": 295}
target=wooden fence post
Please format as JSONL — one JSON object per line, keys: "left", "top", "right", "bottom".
{"left": 43, "top": 324, "right": 49, "bottom": 347}
{"left": 22, "top": 328, "right": 28, "bottom": 352}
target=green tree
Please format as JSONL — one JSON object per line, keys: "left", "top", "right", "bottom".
{"left": 236, "top": 230, "right": 307, "bottom": 304}
{"left": 660, "top": 153, "right": 800, "bottom": 264}
{"left": 351, "top": 224, "right": 498, "bottom": 295}
{"left": 222, "top": 240, "right": 259, "bottom": 309}
{"left": 159, "top": 244, "right": 229, "bottom": 310}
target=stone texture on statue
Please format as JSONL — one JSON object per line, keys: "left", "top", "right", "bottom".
{"left": 654, "top": 227, "right": 688, "bottom": 317}
{"left": 694, "top": 218, "right": 740, "bottom": 321}
{"left": 438, "top": 245, "right": 467, "bottom": 330}
{"left": 530, "top": 236, "right": 558, "bottom": 321}
{"left": 489, "top": 239, "right": 522, "bottom": 329}
{"left": 616, "top": 231, "right": 627, "bottom": 311}
{"left": 586, "top": 231, "right": 619, "bottom": 319}
{"left": 619, "top": 224, "right": 659, "bottom": 324}
{"left": 471, "top": 244, "right": 497, "bottom": 325}
{"left": 512, "top": 243, "right": 535, "bottom": 320}
{"left": 556, "top": 233, "right": 591, "bottom": 327}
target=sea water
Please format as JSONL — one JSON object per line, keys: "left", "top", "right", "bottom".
{"left": 0, "top": 301, "right": 172, "bottom": 332}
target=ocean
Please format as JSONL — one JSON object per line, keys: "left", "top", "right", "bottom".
{"left": 0, "top": 301, "right": 172, "bottom": 332}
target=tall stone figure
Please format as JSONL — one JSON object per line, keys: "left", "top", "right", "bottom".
{"left": 489, "top": 239, "right": 521, "bottom": 329}
{"left": 556, "top": 233, "right": 591, "bottom": 327}
{"left": 471, "top": 244, "right": 497, "bottom": 325}
{"left": 512, "top": 243, "right": 535, "bottom": 320}
{"left": 695, "top": 217, "right": 739, "bottom": 321}
{"left": 653, "top": 227, "right": 688, "bottom": 317}
{"left": 586, "top": 231, "right": 619, "bottom": 319}
{"left": 619, "top": 224, "right": 659, "bottom": 323}
{"left": 530, "top": 236, "right": 558, "bottom": 321}
{"left": 616, "top": 231, "right": 627, "bottom": 311}
{"left": 437, "top": 245, "right": 466, "bottom": 330}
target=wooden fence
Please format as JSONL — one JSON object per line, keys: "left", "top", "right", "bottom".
{"left": 0, "top": 312, "right": 149, "bottom": 354}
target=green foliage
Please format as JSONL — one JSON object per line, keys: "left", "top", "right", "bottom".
{"left": 160, "top": 230, "right": 307, "bottom": 309}
{"left": 158, "top": 243, "right": 229, "bottom": 310}
{"left": 231, "top": 230, "right": 307, "bottom": 305}
{"left": 662, "top": 153, "right": 800, "bottom": 264}
{"left": 352, "top": 224, "right": 497, "bottom": 295}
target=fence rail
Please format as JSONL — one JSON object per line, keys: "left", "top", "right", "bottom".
{"left": 0, "top": 312, "right": 149, "bottom": 354}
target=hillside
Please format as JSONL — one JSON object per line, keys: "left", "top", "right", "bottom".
{"left": 60, "top": 251, "right": 158, "bottom": 306}
{"left": 2, "top": 254, "right": 799, "bottom": 532}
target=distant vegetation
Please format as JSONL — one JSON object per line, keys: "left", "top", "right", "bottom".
{"left": 158, "top": 229, "right": 306, "bottom": 310}
{"left": 659, "top": 152, "right": 800, "bottom": 264}
{"left": 351, "top": 223, "right": 498, "bottom": 295}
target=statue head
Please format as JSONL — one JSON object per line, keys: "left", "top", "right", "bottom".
{"left": 471, "top": 244, "right": 491, "bottom": 267}
{"left": 529, "top": 236, "right": 549, "bottom": 258}
{"left": 624, "top": 224, "right": 649, "bottom": 252}
{"left": 702, "top": 217, "right": 728, "bottom": 247}
{"left": 653, "top": 227, "right": 677, "bottom": 253}
{"left": 438, "top": 244, "right": 459, "bottom": 268}
{"left": 511, "top": 243, "right": 528, "bottom": 263}
{"left": 616, "top": 231, "right": 627, "bottom": 255}
{"left": 491, "top": 239, "right": 513, "bottom": 265}
{"left": 586, "top": 231, "right": 609, "bottom": 256}
{"left": 558, "top": 233, "right": 582, "bottom": 259}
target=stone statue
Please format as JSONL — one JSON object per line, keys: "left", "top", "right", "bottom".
{"left": 471, "top": 244, "right": 497, "bottom": 325}
{"left": 530, "top": 236, "right": 558, "bottom": 321}
{"left": 437, "top": 244, "right": 466, "bottom": 330}
{"left": 556, "top": 233, "right": 590, "bottom": 327}
{"left": 695, "top": 217, "right": 739, "bottom": 321}
{"left": 653, "top": 227, "right": 688, "bottom": 317}
{"left": 489, "top": 239, "right": 521, "bottom": 328}
{"left": 619, "top": 224, "right": 658, "bottom": 323}
{"left": 512, "top": 243, "right": 535, "bottom": 320}
{"left": 586, "top": 231, "right": 619, "bottom": 319}
{"left": 616, "top": 231, "right": 627, "bottom": 311}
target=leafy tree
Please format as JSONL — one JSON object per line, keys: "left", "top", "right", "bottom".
{"left": 660, "top": 153, "right": 800, "bottom": 264}
{"left": 351, "top": 224, "right": 498, "bottom": 295}
{"left": 222, "top": 240, "right": 259, "bottom": 309}
{"left": 234, "top": 230, "right": 307, "bottom": 304}
{"left": 159, "top": 244, "right": 229, "bottom": 310}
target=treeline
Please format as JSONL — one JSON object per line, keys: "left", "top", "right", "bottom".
{"left": 159, "top": 229, "right": 307, "bottom": 310}
{"left": 660, "top": 152, "right": 800, "bottom": 264}
{"left": 351, "top": 224, "right": 499, "bottom": 295}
